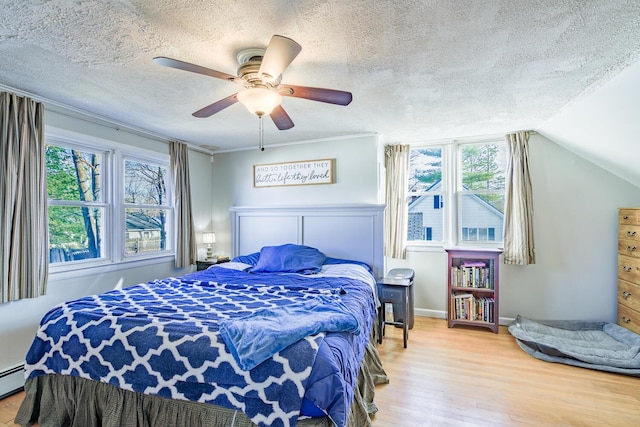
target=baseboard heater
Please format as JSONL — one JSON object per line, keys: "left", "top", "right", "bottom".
{"left": 0, "top": 364, "right": 25, "bottom": 399}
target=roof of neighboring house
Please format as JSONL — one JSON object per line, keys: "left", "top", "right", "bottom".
{"left": 408, "top": 179, "right": 504, "bottom": 218}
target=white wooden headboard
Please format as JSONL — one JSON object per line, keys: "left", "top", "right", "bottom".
{"left": 229, "top": 204, "right": 385, "bottom": 279}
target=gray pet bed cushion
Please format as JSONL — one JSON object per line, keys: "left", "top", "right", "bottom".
{"left": 508, "top": 315, "right": 640, "bottom": 376}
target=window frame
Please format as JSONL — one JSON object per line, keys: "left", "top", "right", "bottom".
{"left": 46, "top": 129, "right": 175, "bottom": 276}
{"left": 405, "top": 137, "right": 505, "bottom": 249}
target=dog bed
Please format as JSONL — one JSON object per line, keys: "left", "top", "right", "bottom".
{"left": 508, "top": 315, "right": 640, "bottom": 376}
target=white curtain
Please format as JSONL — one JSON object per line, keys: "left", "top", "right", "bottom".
{"left": 169, "top": 141, "right": 196, "bottom": 268}
{"left": 503, "top": 131, "right": 535, "bottom": 265}
{"left": 0, "top": 92, "right": 48, "bottom": 302}
{"left": 384, "top": 144, "right": 410, "bottom": 259}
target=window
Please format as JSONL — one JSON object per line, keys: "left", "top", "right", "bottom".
{"left": 123, "top": 158, "right": 171, "bottom": 256}
{"left": 47, "top": 144, "right": 107, "bottom": 264}
{"left": 458, "top": 143, "right": 505, "bottom": 243}
{"left": 406, "top": 139, "right": 506, "bottom": 246}
{"left": 407, "top": 147, "right": 444, "bottom": 242}
{"left": 46, "top": 137, "right": 173, "bottom": 269}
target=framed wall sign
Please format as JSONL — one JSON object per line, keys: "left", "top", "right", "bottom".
{"left": 253, "top": 159, "right": 335, "bottom": 187}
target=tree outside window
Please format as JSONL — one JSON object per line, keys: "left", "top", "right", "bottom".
{"left": 46, "top": 145, "right": 104, "bottom": 263}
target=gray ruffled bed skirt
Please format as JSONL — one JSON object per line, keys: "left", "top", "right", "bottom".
{"left": 16, "top": 340, "right": 388, "bottom": 427}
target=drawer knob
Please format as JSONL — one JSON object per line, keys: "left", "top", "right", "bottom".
{"left": 622, "top": 291, "right": 632, "bottom": 299}
{"left": 623, "top": 215, "right": 630, "bottom": 220}
{"left": 627, "top": 245, "right": 637, "bottom": 252}
{"left": 627, "top": 231, "right": 637, "bottom": 237}
{"left": 620, "top": 315, "right": 631, "bottom": 324}
{"left": 622, "top": 265, "right": 633, "bottom": 272}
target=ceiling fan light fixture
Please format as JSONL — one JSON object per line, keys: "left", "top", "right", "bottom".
{"left": 237, "top": 87, "right": 282, "bottom": 116}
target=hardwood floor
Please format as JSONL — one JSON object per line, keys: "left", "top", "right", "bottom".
{"left": 2, "top": 316, "right": 639, "bottom": 426}
{"left": 372, "top": 317, "right": 640, "bottom": 426}
{"left": 0, "top": 392, "right": 23, "bottom": 427}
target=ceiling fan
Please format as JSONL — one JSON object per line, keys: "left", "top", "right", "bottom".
{"left": 153, "top": 35, "right": 353, "bottom": 134}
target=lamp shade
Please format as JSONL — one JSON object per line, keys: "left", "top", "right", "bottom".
{"left": 202, "top": 232, "right": 216, "bottom": 244}
{"left": 237, "top": 87, "right": 282, "bottom": 116}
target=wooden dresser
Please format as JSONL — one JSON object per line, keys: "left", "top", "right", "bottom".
{"left": 617, "top": 208, "right": 640, "bottom": 335}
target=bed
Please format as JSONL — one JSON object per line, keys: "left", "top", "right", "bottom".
{"left": 16, "top": 204, "right": 388, "bottom": 427}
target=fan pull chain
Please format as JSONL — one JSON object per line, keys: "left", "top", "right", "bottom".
{"left": 258, "top": 115, "right": 265, "bottom": 151}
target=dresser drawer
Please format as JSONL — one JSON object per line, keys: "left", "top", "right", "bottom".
{"left": 619, "top": 223, "right": 640, "bottom": 243}
{"left": 618, "top": 238, "right": 640, "bottom": 258}
{"left": 618, "top": 254, "right": 640, "bottom": 282}
{"left": 617, "top": 304, "right": 640, "bottom": 335}
{"left": 618, "top": 279, "right": 640, "bottom": 312}
{"left": 619, "top": 209, "right": 640, "bottom": 225}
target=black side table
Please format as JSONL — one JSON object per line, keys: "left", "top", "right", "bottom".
{"left": 196, "top": 257, "right": 230, "bottom": 271}
{"left": 377, "top": 278, "right": 412, "bottom": 348}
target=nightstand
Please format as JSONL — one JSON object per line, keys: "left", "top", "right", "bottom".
{"left": 377, "top": 278, "right": 412, "bottom": 348}
{"left": 196, "top": 257, "right": 230, "bottom": 271}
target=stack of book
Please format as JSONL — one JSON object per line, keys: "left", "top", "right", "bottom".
{"left": 450, "top": 261, "right": 493, "bottom": 289}
{"left": 451, "top": 293, "right": 495, "bottom": 322}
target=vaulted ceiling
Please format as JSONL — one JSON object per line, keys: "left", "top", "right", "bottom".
{"left": 1, "top": 1, "right": 640, "bottom": 182}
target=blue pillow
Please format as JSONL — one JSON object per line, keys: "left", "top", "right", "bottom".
{"left": 232, "top": 251, "right": 260, "bottom": 266}
{"left": 251, "top": 244, "right": 326, "bottom": 274}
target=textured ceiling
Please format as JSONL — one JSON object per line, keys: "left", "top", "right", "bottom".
{"left": 1, "top": 0, "right": 640, "bottom": 152}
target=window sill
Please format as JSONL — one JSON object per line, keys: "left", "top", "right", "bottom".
{"left": 405, "top": 242, "right": 503, "bottom": 253}
{"left": 48, "top": 254, "right": 177, "bottom": 283}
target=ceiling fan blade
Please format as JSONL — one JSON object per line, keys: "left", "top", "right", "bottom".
{"left": 258, "top": 35, "right": 302, "bottom": 83}
{"left": 192, "top": 93, "right": 239, "bottom": 118}
{"left": 270, "top": 105, "right": 294, "bottom": 130}
{"left": 153, "top": 56, "right": 237, "bottom": 82}
{"left": 279, "top": 84, "right": 353, "bottom": 106}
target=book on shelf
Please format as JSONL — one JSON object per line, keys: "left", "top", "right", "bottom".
{"left": 450, "top": 264, "right": 493, "bottom": 289}
{"left": 451, "top": 292, "right": 494, "bottom": 322}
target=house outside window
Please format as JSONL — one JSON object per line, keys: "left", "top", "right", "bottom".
{"left": 46, "top": 137, "right": 173, "bottom": 269}
{"left": 406, "top": 140, "right": 506, "bottom": 246}
{"left": 123, "top": 158, "right": 171, "bottom": 256}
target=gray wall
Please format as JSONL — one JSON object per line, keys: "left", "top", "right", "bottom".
{"left": 387, "top": 133, "right": 640, "bottom": 323}
{"left": 212, "top": 131, "right": 640, "bottom": 324}
{"left": 208, "top": 134, "right": 382, "bottom": 259}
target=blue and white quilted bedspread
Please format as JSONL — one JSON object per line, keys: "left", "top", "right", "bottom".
{"left": 23, "top": 268, "right": 374, "bottom": 427}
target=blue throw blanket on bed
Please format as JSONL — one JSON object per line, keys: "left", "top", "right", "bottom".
{"left": 220, "top": 298, "right": 360, "bottom": 370}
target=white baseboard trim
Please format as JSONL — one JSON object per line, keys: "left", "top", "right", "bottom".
{"left": 0, "top": 364, "right": 24, "bottom": 399}
{"left": 414, "top": 309, "right": 515, "bottom": 327}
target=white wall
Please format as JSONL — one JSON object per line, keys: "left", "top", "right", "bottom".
{"left": 0, "top": 109, "right": 214, "bottom": 385}
{"left": 388, "top": 133, "right": 640, "bottom": 323}
{"left": 209, "top": 134, "right": 382, "bottom": 257}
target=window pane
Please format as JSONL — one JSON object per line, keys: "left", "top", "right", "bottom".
{"left": 460, "top": 194, "right": 504, "bottom": 242}
{"left": 407, "top": 195, "right": 444, "bottom": 242}
{"left": 461, "top": 143, "right": 506, "bottom": 190}
{"left": 49, "top": 206, "right": 103, "bottom": 263}
{"left": 409, "top": 147, "right": 442, "bottom": 192}
{"left": 47, "top": 145, "right": 102, "bottom": 202}
{"left": 125, "top": 160, "right": 168, "bottom": 205}
{"left": 125, "top": 208, "right": 169, "bottom": 254}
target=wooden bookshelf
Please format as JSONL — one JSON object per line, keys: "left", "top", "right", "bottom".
{"left": 445, "top": 248, "right": 502, "bottom": 333}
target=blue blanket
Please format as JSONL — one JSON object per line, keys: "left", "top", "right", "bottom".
{"left": 24, "top": 266, "right": 375, "bottom": 427}
{"left": 220, "top": 298, "right": 360, "bottom": 371}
